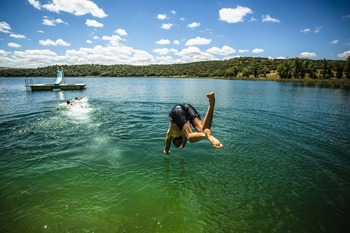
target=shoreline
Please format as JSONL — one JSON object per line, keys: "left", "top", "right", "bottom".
{"left": 3, "top": 75, "right": 350, "bottom": 88}
{"left": 4, "top": 75, "right": 350, "bottom": 82}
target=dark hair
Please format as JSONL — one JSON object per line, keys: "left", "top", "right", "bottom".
{"left": 67, "top": 101, "right": 70, "bottom": 104}
{"left": 173, "top": 136, "right": 186, "bottom": 148}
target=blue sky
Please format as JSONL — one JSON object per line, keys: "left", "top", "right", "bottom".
{"left": 0, "top": 0, "right": 349, "bottom": 68}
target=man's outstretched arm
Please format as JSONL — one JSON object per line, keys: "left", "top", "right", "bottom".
{"left": 164, "top": 128, "right": 172, "bottom": 154}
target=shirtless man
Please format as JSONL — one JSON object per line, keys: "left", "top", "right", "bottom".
{"left": 164, "top": 92, "right": 223, "bottom": 154}
{"left": 66, "top": 96, "right": 84, "bottom": 108}
{"left": 66, "top": 100, "right": 73, "bottom": 108}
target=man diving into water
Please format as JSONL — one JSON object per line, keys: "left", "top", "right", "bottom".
{"left": 164, "top": 92, "right": 223, "bottom": 154}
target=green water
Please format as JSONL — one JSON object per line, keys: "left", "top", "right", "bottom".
{"left": 0, "top": 77, "right": 349, "bottom": 232}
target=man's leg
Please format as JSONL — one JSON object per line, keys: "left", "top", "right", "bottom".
{"left": 191, "top": 92, "right": 223, "bottom": 148}
{"left": 193, "top": 92, "right": 215, "bottom": 132}
{"left": 202, "top": 92, "right": 215, "bottom": 130}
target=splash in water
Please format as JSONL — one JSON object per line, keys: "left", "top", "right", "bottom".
{"left": 64, "top": 97, "right": 93, "bottom": 124}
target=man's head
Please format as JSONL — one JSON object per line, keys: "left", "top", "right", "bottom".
{"left": 173, "top": 136, "right": 186, "bottom": 148}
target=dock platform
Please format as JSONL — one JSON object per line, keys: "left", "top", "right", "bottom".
{"left": 26, "top": 82, "right": 87, "bottom": 91}
{"left": 25, "top": 70, "right": 86, "bottom": 91}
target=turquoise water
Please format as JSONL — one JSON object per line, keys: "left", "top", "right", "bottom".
{"left": 0, "top": 77, "right": 349, "bottom": 232}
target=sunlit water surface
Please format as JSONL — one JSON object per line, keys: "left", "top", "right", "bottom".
{"left": 0, "top": 77, "right": 349, "bottom": 232}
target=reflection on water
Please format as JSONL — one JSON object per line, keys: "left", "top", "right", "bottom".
{"left": 0, "top": 77, "right": 349, "bottom": 232}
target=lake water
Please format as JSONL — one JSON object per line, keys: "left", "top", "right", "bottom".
{"left": 0, "top": 77, "right": 349, "bottom": 232}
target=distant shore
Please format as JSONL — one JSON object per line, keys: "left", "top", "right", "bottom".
{"left": 1, "top": 57, "right": 349, "bottom": 82}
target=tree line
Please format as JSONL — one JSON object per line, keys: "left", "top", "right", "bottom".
{"left": 1, "top": 57, "right": 349, "bottom": 80}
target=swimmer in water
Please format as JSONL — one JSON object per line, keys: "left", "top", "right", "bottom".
{"left": 74, "top": 96, "right": 85, "bottom": 101}
{"left": 164, "top": 92, "right": 223, "bottom": 154}
{"left": 66, "top": 100, "right": 73, "bottom": 108}
{"left": 66, "top": 96, "right": 85, "bottom": 108}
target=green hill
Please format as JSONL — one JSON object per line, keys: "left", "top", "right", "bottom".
{"left": 1, "top": 57, "right": 349, "bottom": 80}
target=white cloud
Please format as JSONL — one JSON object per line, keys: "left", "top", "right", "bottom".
{"left": 0, "top": 44, "right": 153, "bottom": 68}
{"left": 299, "top": 52, "right": 317, "bottom": 58}
{"left": 171, "top": 10, "right": 176, "bottom": 15}
{"left": 86, "top": 40, "right": 93, "bottom": 44}
{"left": 30, "top": 0, "right": 108, "bottom": 18}
{"left": 252, "top": 48, "right": 264, "bottom": 53}
{"left": 0, "top": 21, "right": 11, "bottom": 33}
{"left": 10, "top": 34, "right": 26, "bottom": 39}
{"left": 178, "top": 46, "right": 215, "bottom": 62}
{"left": 42, "top": 18, "right": 55, "bottom": 26}
{"left": 1, "top": 41, "right": 228, "bottom": 68}
{"left": 0, "top": 49, "right": 10, "bottom": 56}
{"left": 300, "top": 28, "right": 311, "bottom": 33}
{"left": 102, "top": 34, "right": 124, "bottom": 45}
{"left": 238, "top": 49, "right": 249, "bottom": 53}
{"left": 39, "top": 39, "right": 71, "bottom": 46}
{"left": 85, "top": 19, "right": 104, "bottom": 28}
{"left": 28, "top": 0, "right": 41, "bottom": 10}
{"left": 180, "top": 17, "right": 185, "bottom": 21}
{"left": 9, "top": 49, "right": 64, "bottom": 68}
{"left": 153, "top": 48, "right": 170, "bottom": 55}
{"left": 262, "top": 14, "right": 280, "bottom": 23}
{"left": 155, "top": 39, "right": 171, "bottom": 45}
{"left": 300, "top": 26, "right": 322, "bottom": 33}
{"left": 116, "top": 28, "right": 127, "bottom": 36}
{"left": 173, "top": 40, "right": 180, "bottom": 45}
{"left": 219, "top": 6, "right": 253, "bottom": 23}
{"left": 42, "top": 17, "right": 68, "bottom": 26}
{"left": 179, "top": 47, "right": 202, "bottom": 56}
{"left": 155, "top": 55, "right": 177, "bottom": 64}
{"left": 185, "top": 37, "right": 211, "bottom": 46}
{"left": 65, "top": 45, "right": 136, "bottom": 65}
{"left": 161, "top": 23, "right": 173, "bottom": 30}
{"left": 331, "top": 39, "right": 339, "bottom": 44}
{"left": 187, "top": 22, "right": 200, "bottom": 28}
{"left": 157, "top": 14, "right": 167, "bottom": 20}
{"left": 153, "top": 48, "right": 178, "bottom": 56}
{"left": 130, "top": 49, "right": 156, "bottom": 64}
{"left": 206, "top": 46, "right": 236, "bottom": 55}
{"left": 8, "top": 42, "right": 21, "bottom": 48}
{"left": 314, "top": 26, "right": 322, "bottom": 33}
{"left": 337, "top": 50, "right": 350, "bottom": 59}
{"left": 249, "top": 17, "right": 257, "bottom": 22}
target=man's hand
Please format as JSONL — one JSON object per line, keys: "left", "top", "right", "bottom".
{"left": 164, "top": 147, "right": 170, "bottom": 154}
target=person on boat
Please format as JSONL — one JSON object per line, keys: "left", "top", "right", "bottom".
{"left": 164, "top": 92, "right": 223, "bottom": 154}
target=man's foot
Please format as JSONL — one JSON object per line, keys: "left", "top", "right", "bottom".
{"left": 207, "top": 92, "right": 215, "bottom": 106}
{"left": 204, "top": 129, "right": 223, "bottom": 148}
{"left": 211, "top": 136, "right": 223, "bottom": 148}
